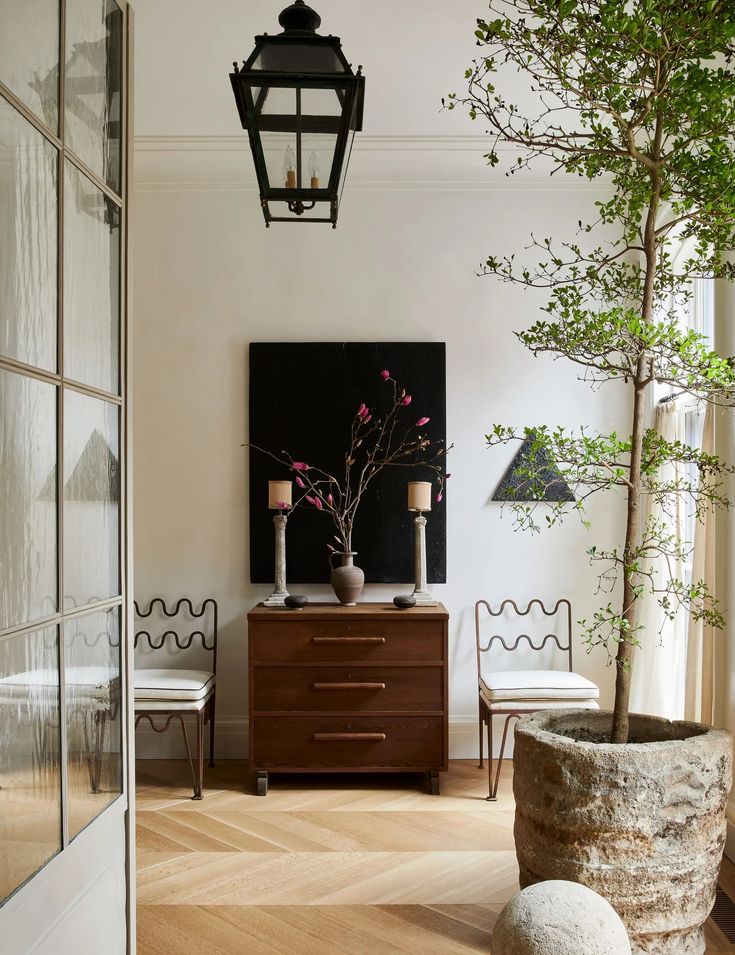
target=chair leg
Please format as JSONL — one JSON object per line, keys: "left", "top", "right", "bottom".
{"left": 487, "top": 714, "right": 518, "bottom": 802}
{"left": 478, "top": 697, "right": 484, "bottom": 770}
{"left": 208, "top": 692, "right": 216, "bottom": 768}
{"left": 194, "top": 709, "right": 205, "bottom": 800}
{"left": 486, "top": 710, "right": 493, "bottom": 799}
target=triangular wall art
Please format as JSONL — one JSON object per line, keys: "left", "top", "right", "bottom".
{"left": 492, "top": 433, "right": 574, "bottom": 502}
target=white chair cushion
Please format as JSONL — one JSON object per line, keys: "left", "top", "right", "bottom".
{"left": 480, "top": 668, "right": 599, "bottom": 702}
{"left": 484, "top": 696, "right": 600, "bottom": 712}
{"left": 0, "top": 666, "right": 115, "bottom": 704}
{"left": 134, "top": 668, "right": 215, "bottom": 702}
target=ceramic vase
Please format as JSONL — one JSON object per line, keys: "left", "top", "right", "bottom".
{"left": 330, "top": 551, "right": 365, "bottom": 605}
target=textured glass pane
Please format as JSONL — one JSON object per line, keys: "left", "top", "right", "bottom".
{"left": 63, "top": 389, "right": 119, "bottom": 609}
{"left": 65, "top": 0, "right": 123, "bottom": 193}
{"left": 0, "top": 0, "right": 59, "bottom": 131}
{"left": 0, "top": 626, "right": 61, "bottom": 902}
{"left": 0, "top": 370, "right": 57, "bottom": 630}
{"left": 0, "top": 98, "right": 58, "bottom": 371}
{"left": 64, "top": 161, "right": 120, "bottom": 393}
{"left": 64, "top": 608, "right": 121, "bottom": 839}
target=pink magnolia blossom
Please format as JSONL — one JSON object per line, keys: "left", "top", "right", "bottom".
{"left": 435, "top": 491, "right": 443, "bottom": 504}
{"left": 304, "top": 495, "right": 317, "bottom": 506}
{"left": 380, "top": 369, "right": 390, "bottom": 380}
{"left": 295, "top": 475, "right": 306, "bottom": 489}
{"left": 291, "top": 461, "right": 309, "bottom": 471}
{"left": 363, "top": 414, "right": 372, "bottom": 424}
{"left": 416, "top": 416, "right": 430, "bottom": 427}
{"left": 314, "top": 496, "right": 323, "bottom": 510}
{"left": 357, "top": 403, "right": 366, "bottom": 417}
{"left": 360, "top": 405, "right": 370, "bottom": 419}
{"left": 401, "top": 395, "right": 412, "bottom": 406}
{"left": 327, "top": 493, "right": 334, "bottom": 505}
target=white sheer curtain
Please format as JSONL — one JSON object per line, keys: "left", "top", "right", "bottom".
{"left": 685, "top": 402, "right": 716, "bottom": 724}
{"left": 630, "top": 401, "right": 688, "bottom": 719}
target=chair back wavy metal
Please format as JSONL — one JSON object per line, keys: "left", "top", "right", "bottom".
{"left": 134, "top": 598, "right": 218, "bottom": 800}
{"left": 475, "top": 597, "right": 599, "bottom": 801}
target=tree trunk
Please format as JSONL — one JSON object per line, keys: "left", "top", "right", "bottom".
{"left": 611, "top": 114, "right": 663, "bottom": 744}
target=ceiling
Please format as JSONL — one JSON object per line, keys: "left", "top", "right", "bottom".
{"left": 132, "top": 0, "right": 486, "bottom": 138}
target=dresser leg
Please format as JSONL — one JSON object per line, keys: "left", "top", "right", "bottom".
{"left": 257, "top": 771, "right": 269, "bottom": 797}
{"left": 428, "top": 770, "right": 440, "bottom": 796}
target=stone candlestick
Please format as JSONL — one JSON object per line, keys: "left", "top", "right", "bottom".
{"left": 264, "top": 480, "right": 292, "bottom": 607}
{"left": 264, "top": 512, "right": 289, "bottom": 607}
{"left": 408, "top": 481, "right": 438, "bottom": 607}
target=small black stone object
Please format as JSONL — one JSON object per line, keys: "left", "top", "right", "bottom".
{"left": 284, "top": 595, "right": 308, "bottom": 610}
{"left": 393, "top": 595, "right": 416, "bottom": 610}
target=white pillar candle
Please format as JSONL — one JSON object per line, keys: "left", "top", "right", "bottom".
{"left": 268, "top": 480, "right": 292, "bottom": 509}
{"left": 407, "top": 481, "right": 432, "bottom": 512}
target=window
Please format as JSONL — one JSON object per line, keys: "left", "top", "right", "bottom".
{"left": 0, "top": 0, "right": 128, "bottom": 905}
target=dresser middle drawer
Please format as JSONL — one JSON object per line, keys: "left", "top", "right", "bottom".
{"left": 252, "top": 664, "right": 444, "bottom": 713}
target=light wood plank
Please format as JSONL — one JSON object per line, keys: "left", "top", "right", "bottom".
{"left": 136, "top": 759, "right": 734, "bottom": 954}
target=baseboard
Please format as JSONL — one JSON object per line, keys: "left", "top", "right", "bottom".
{"left": 134, "top": 715, "right": 510, "bottom": 761}
{"left": 134, "top": 715, "right": 247, "bottom": 760}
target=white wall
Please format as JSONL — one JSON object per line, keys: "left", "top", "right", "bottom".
{"left": 132, "top": 158, "right": 630, "bottom": 757}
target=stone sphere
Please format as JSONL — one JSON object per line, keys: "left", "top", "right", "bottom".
{"left": 491, "top": 880, "right": 631, "bottom": 955}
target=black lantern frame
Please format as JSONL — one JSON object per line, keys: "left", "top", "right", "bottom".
{"left": 230, "top": 1, "right": 365, "bottom": 228}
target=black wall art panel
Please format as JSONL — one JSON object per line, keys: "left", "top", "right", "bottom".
{"left": 249, "top": 342, "right": 447, "bottom": 585}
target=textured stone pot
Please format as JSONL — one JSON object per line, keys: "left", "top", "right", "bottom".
{"left": 513, "top": 710, "right": 732, "bottom": 955}
{"left": 329, "top": 552, "right": 365, "bottom": 605}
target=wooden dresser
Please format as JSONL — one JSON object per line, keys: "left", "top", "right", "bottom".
{"left": 247, "top": 603, "right": 449, "bottom": 795}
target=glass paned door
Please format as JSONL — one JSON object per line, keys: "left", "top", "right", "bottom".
{"left": 64, "top": 161, "right": 120, "bottom": 393}
{"left": 0, "top": 97, "right": 58, "bottom": 372}
{"left": 63, "top": 389, "right": 120, "bottom": 609}
{"left": 0, "top": 0, "right": 128, "bottom": 915}
{"left": 64, "top": 607, "right": 121, "bottom": 839}
{"left": 0, "top": 369, "right": 57, "bottom": 631}
{"left": 65, "top": 0, "right": 123, "bottom": 193}
{"left": 0, "top": 626, "right": 61, "bottom": 900}
{"left": 0, "top": 0, "right": 60, "bottom": 131}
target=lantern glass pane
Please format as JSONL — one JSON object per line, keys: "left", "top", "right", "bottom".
{"left": 260, "top": 86, "right": 296, "bottom": 117}
{"left": 301, "top": 133, "right": 338, "bottom": 188}
{"left": 338, "top": 126, "right": 358, "bottom": 204}
{"left": 252, "top": 42, "right": 346, "bottom": 74}
{"left": 260, "top": 131, "right": 298, "bottom": 190}
{"left": 301, "top": 86, "right": 343, "bottom": 118}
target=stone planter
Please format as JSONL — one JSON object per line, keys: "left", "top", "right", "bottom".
{"left": 513, "top": 709, "right": 732, "bottom": 955}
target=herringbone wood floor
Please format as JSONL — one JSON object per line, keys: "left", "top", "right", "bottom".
{"left": 136, "top": 759, "right": 735, "bottom": 954}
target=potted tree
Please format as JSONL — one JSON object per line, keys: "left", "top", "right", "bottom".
{"left": 447, "top": 2, "right": 735, "bottom": 952}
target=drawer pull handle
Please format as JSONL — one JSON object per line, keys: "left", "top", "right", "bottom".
{"left": 313, "top": 682, "right": 386, "bottom": 691}
{"left": 313, "top": 732, "right": 386, "bottom": 742}
{"left": 312, "top": 637, "right": 385, "bottom": 645}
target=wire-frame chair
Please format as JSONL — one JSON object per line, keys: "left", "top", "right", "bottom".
{"left": 134, "top": 598, "right": 217, "bottom": 800}
{"left": 475, "top": 597, "right": 599, "bottom": 802}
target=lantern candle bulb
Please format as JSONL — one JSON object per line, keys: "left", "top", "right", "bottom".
{"left": 284, "top": 145, "right": 297, "bottom": 189}
{"left": 309, "top": 151, "right": 320, "bottom": 189}
{"left": 407, "top": 481, "right": 437, "bottom": 606}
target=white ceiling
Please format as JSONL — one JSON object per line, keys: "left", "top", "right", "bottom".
{"left": 133, "top": 0, "right": 486, "bottom": 138}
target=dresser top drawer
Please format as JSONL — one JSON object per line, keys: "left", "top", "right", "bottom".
{"left": 249, "top": 617, "right": 446, "bottom": 663}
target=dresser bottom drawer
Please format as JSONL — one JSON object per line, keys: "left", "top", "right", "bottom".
{"left": 252, "top": 716, "right": 445, "bottom": 770}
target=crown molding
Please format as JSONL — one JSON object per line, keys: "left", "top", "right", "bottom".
{"left": 133, "top": 133, "right": 609, "bottom": 193}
